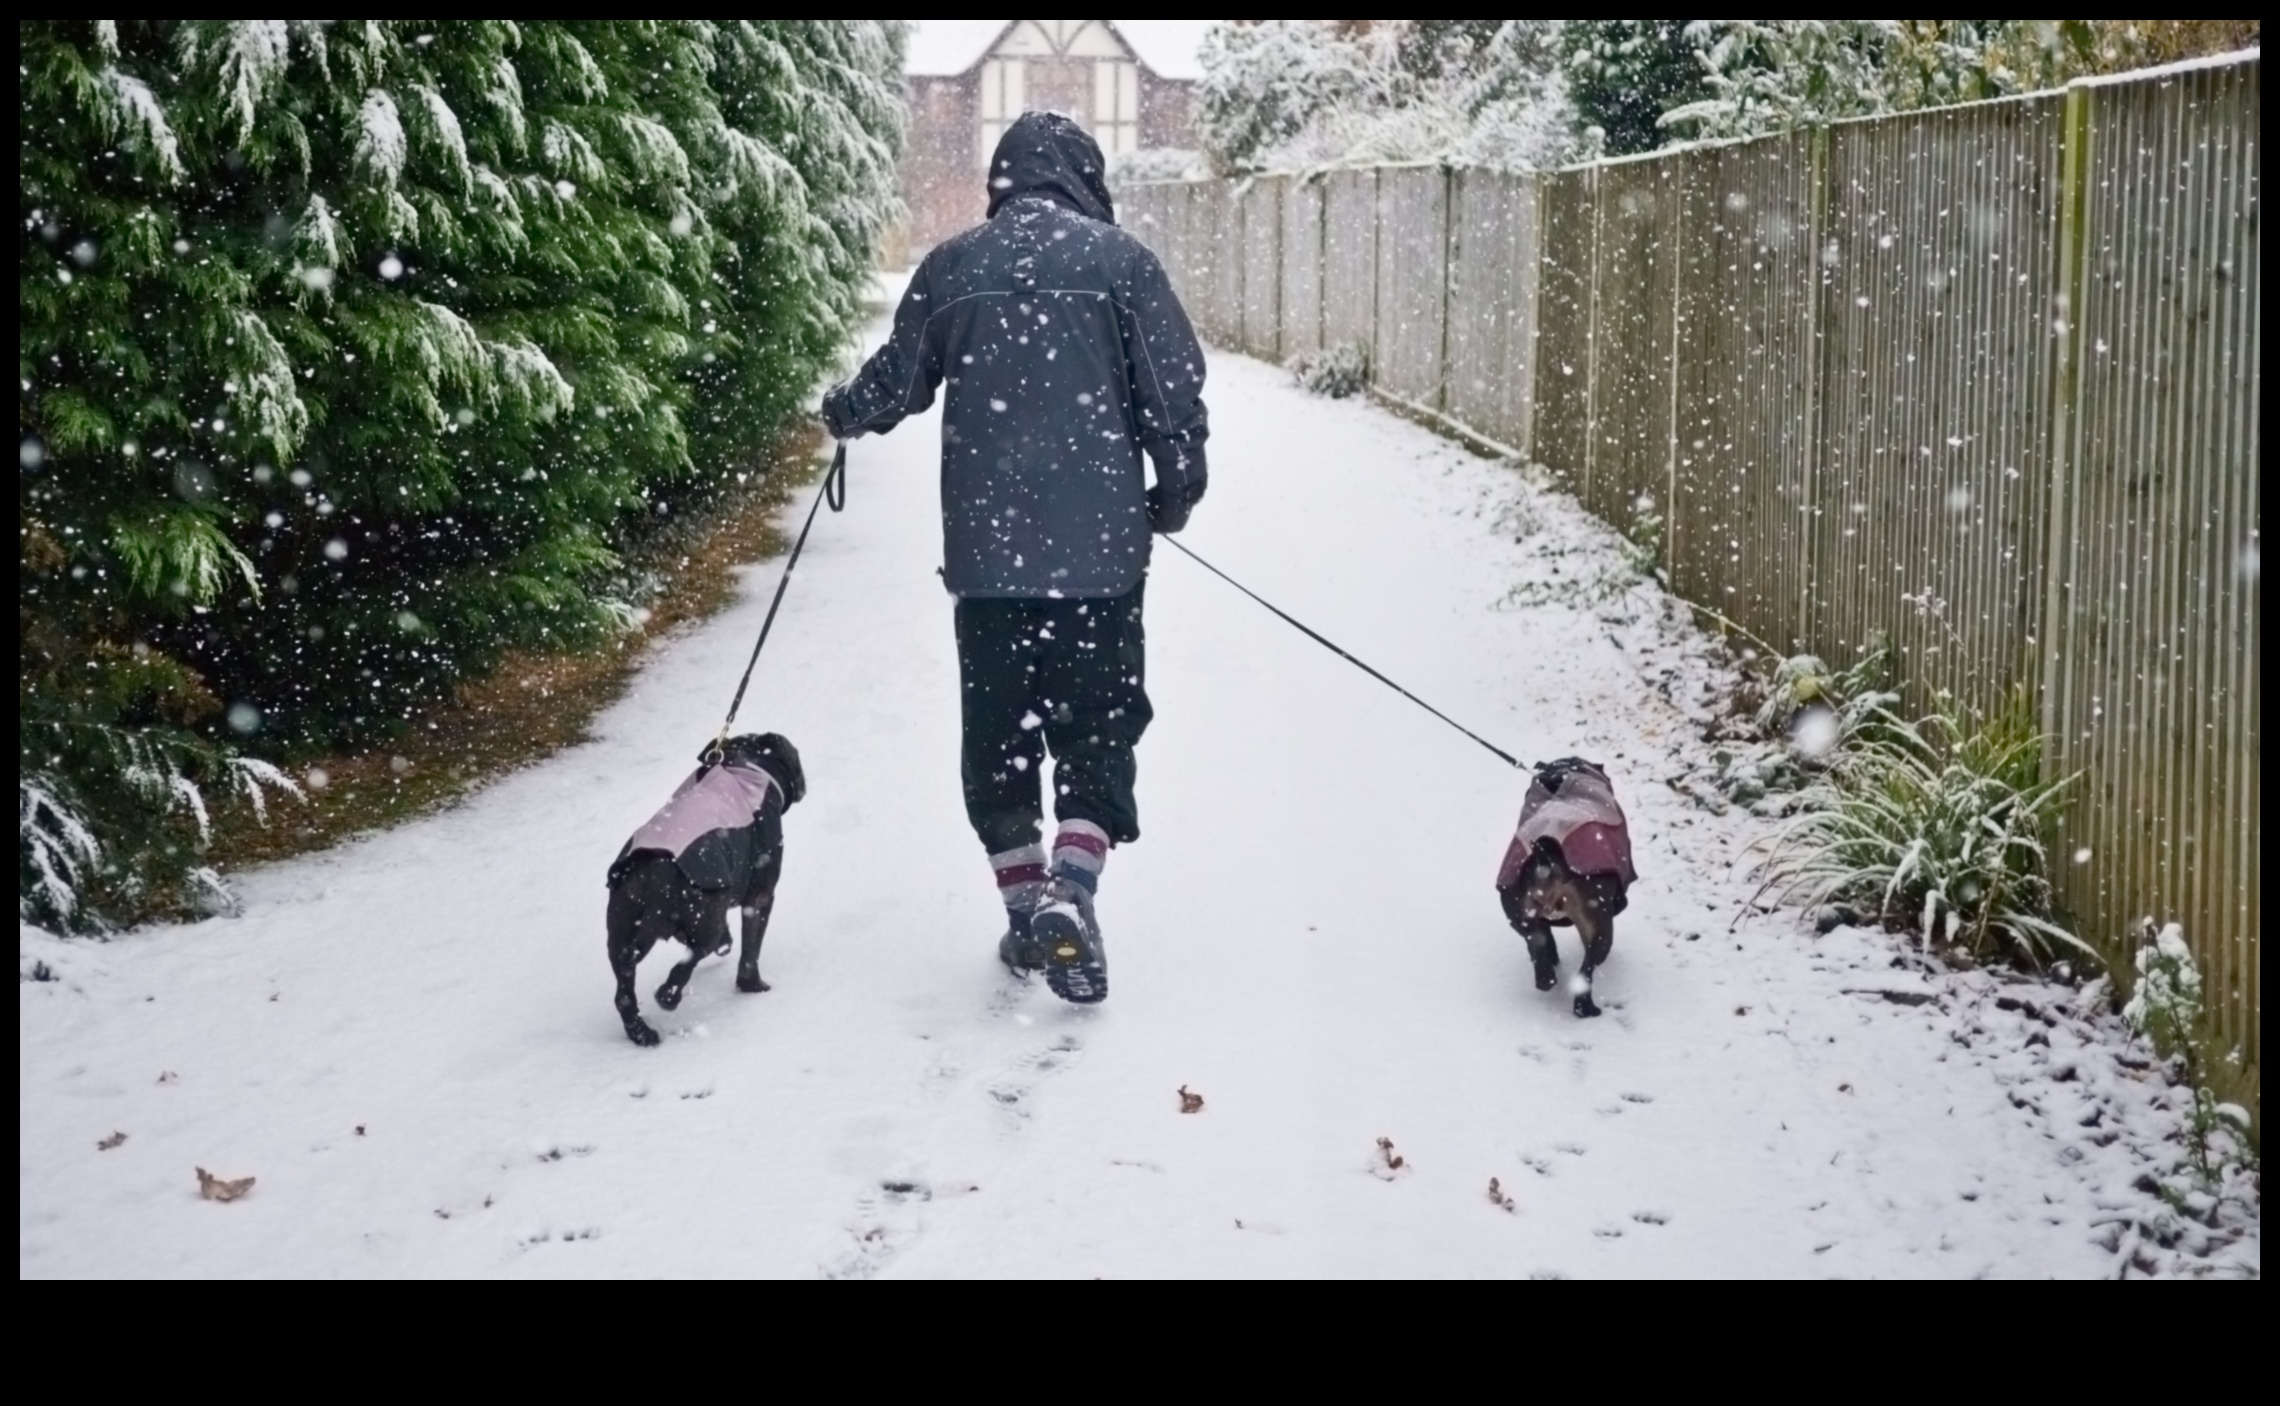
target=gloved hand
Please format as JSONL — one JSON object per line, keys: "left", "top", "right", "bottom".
{"left": 819, "top": 383, "right": 855, "bottom": 440}
{"left": 1146, "top": 446, "right": 1207, "bottom": 535}
{"left": 1147, "top": 476, "right": 1206, "bottom": 535}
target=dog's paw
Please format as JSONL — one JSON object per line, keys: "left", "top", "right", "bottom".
{"left": 1569, "top": 974, "right": 1601, "bottom": 1018}
{"left": 1532, "top": 963, "right": 1560, "bottom": 993}
{"left": 653, "top": 981, "right": 685, "bottom": 1011}
{"left": 736, "top": 970, "right": 770, "bottom": 994}
{"left": 624, "top": 1019, "right": 662, "bottom": 1048}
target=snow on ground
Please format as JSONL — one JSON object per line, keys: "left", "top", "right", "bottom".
{"left": 20, "top": 321, "right": 2253, "bottom": 1278}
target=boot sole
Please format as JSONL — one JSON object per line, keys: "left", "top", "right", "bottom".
{"left": 1032, "top": 908, "right": 1107, "bottom": 1004}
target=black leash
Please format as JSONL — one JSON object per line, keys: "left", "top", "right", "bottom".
{"left": 1160, "top": 535, "right": 1533, "bottom": 773}
{"left": 709, "top": 441, "right": 847, "bottom": 760}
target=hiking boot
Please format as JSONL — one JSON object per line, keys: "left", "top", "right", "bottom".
{"left": 998, "top": 908, "right": 1044, "bottom": 975}
{"left": 1031, "top": 878, "right": 1107, "bottom": 1004}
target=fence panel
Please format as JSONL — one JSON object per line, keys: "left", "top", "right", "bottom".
{"left": 1813, "top": 97, "right": 2069, "bottom": 707}
{"left": 1663, "top": 133, "right": 1826, "bottom": 651}
{"left": 1322, "top": 168, "right": 1379, "bottom": 363}
{"left": 1280, "top": 175, "right": 1326, "bottom": 360}
{"left": 1374, "top": 165, "right": 1451, "bottom": 408}
{"left": 1241, "top": 177, "right": 1284, "bottom": 361}
{"left": 1584, "top": 157, "right": 1683, "bottom": 534}
{"left": 2050, "top": 59, "right": 2262, "bottom": 1090}
{"left": 1445, "top": 169, "right": 1537, "bottom": 454}
{"left": 1532, "top": 166, "right": 1598, "bottom": 485}
{"left": 1206, "top": 180, "right": 1244, "bottom": 346}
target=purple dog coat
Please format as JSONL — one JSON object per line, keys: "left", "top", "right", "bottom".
{"left": 1496, "top": 759, "right": 1637, "bottom": 891}
{"left": 610, "top": 761, "right": 782, "bottom": 891}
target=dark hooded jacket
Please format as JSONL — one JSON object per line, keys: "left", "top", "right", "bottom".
{"left": 821, "top": 113, "right": 1208, "bottom": 599}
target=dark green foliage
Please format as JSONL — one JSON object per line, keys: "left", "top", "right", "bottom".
{"left": 20, "top": 21, "right": 904, "bottom": 929}
{"left": 1559, "top": 21, "right": 1710, "bottom": 156}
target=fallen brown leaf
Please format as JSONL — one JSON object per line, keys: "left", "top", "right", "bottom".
{"left": 1177, "top": 1085, "right": 1204, "bottom": 1114}
{"left": 96, "top": 1131, "right": 127, "bottom": 1152}
{"left": 1488, "top": 1176, "right": 1516, "bottom": 1212}
{"left": 1376, "top": 1136, "right": 1405, "bottom": 1171}
{"left": 195, "top": 1167, "right": 256, "bottom": 1202}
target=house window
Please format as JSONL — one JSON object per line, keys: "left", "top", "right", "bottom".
{"left": 1093, "top": 59, "right": 1139, "bottom": 154}
{"left": 978, "top": 57, "right": 1026, "bottom": 169}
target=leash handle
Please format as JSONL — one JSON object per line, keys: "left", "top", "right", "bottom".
{"left": 715, "top": 441, "right": 848, "bottom": 750}
{"left": 1161, "top": 535, "right": 1532, "bottom": 773}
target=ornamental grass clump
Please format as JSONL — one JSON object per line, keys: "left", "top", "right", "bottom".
{"left": 1758, "top": 688, "right": 2088, "bottom": 965}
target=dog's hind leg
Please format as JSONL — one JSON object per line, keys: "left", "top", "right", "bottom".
{"left": 736, "top": 883, "right": 776, "bottom": 994}
{"left": 1517, "top": 919, "right": 1561, "bottom": 993}
{"left": 655, "top": 894, "right": 731, "bottom": 1012}
{"left": 1571, "top": 910, "right": 1614, "bottom": 1019}
{"left": 607, "top": 885, "right": 662, "bottom": 1047}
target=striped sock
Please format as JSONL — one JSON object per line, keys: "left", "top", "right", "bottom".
{"left": 1050, "top": 818, "right": 1111, "bottom": 895}
{"left": 990, "top": 843, "right": 1048, "bottom": 916}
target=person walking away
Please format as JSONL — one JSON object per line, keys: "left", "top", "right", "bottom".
{"left": 821, "top": 112, "right": 1208, "bottom": 1005}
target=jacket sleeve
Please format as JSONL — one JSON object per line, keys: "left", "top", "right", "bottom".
{"left": 1113, "top": 244, "right": 1209, "bottom": 492}
{"left": 821, "top": 257, "right": 945, "bottom": 439}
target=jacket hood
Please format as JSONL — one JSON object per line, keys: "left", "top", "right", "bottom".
{"left": 986, "top": 111, "right": 1116, "bottom": 225}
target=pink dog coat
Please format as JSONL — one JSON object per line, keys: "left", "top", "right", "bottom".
{"left": 1496, "top": 759, "right": 1637, "bottom": 891}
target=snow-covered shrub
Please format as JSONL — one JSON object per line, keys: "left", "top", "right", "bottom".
{"left": 20, "top": 20, "right": 906, "bottom": 928}
{"left": 19, "top": 720, "right": 300, "bottom": 932}
{"left": 1197, "top": 21, "right": 1584, "bottom": 175}
{"left": 1289, "top": 342, "right": 1370, "bottom": 399}
{"left": 1558, "top": 21, "right": 1710, "bottom": 157}
{"left": 1661, "top": 21, "right": 2264, "bottom": 144}
{"left": 1662, "top": 22, "right": 1893, "bottom": 141}
{"left": 2122, "top": 924, "right": 2256, "bottom": 1187}
{"left": 1759, "top": 689, "right": 2088, "bottom": 964}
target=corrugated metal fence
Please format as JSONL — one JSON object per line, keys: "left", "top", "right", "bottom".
{"left": 1119, "top": 54, "right": 2261, "bottom": 1112}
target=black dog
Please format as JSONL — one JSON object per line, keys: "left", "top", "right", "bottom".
{"left": 606, "top": 733, "right": 805, "bottom": 1046}
{"left": 1495, "top": 757, "right": 1636, "bottom": 1018}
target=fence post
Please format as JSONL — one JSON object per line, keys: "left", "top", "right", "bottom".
{"left": 2038, "top": 84, "right": 2093, "bottom": 788}
{"left": 1438, "top": 165, "right": 1456, "bottom": 415}
{"left": 1796, "top": 123, "right": 1831, "bottom": 647}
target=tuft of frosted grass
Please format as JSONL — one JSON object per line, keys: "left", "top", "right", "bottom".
{"left": 1288, "top": 341, "right": 1370, "bottom": 399}
{"left": 1758, "top": 690, "right": 2090, "bottom": 964}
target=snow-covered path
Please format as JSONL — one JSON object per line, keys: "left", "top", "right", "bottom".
{"left": 22, "top": 327, "right": 2166, "bottom": 1278}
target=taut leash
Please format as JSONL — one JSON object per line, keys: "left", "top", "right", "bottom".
{"left": 1160, "top": 534, "right": 1533, "bottom": 773}
{"left": 709, "top": 441, "right": 847, "bottom": 761}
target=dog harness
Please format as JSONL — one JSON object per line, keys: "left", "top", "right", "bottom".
{"left": 1497, "top": 758, "right": 1637, "bottom": 890}
{"left": 610, "top": 761, "right": 782, "bottom": 891}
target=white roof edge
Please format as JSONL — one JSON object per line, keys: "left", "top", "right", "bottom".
{"left": 905, "top": 20, "right": 1208, "bottom": 80}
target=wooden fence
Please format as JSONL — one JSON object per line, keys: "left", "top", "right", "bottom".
{"left": 1119, "top": 53, "right": 2261, "bottom": 1112}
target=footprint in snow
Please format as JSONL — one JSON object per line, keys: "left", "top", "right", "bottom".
{"left": 1592, "top": 1223, "right": 1626, "bottom": 1239}
{"left": 531, "top": 1140, "right": 595, "bottom": 1163}
{"left": 1631, "top": 1210, "right": 1670, "bottom": 1226}
{"left": 1517, "top": 1043, "right": 1550, "bottom": 1064}
{"left": 1521, "top": 1152, "right": 1555, "bottom": 1178}
{"left": 986, "top": 1035, "right": 1084, "bottom": 1129}
{"left": 677, "top": 1084, "right": 714, "bottom": 1101}
{"left": 515, "top": 1226, "right": 602, "bottom": 1249}
{"left": 1620, "top": 1091, "right": 1654, "bottom": 1104}
{"left": 1554, "top": 1142, "right": 1588, "bottom": 1157}
{"left": 822, "top": 1179, "right": 934, "bottom": 1280}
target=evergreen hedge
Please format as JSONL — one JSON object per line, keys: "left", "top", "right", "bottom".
{"left": 20, "top": 21, "right": 904, "bottom": 929}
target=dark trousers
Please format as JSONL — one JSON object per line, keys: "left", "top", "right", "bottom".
{"left": 955, "top": 580, "right": 1152, "bottom": 855}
